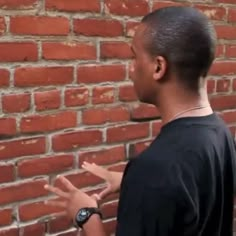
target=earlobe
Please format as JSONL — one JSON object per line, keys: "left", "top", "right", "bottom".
{"left": 153, "top": 71, "right": 161, "bottom": 80}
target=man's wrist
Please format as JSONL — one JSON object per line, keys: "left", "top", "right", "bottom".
{"left": 83, "top": 214, "right": 103, "bottom": 232}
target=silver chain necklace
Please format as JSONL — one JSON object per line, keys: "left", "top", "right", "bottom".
{"left": 168, "top": 105, "right": 210, "bottom": 123}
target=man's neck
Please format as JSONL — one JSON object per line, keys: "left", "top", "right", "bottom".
{"left": 156, "top": 84, "right": 213, "bottom": 125}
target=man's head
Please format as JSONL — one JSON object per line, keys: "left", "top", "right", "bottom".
{"left": 130, "top": 6, "right": 217, "bottom": 105}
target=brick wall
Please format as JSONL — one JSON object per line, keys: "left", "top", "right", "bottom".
{"left": 0, "top": 0, "right": 235, "bottom": 235}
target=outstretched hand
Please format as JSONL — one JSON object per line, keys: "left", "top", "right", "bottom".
{"left": 44, "top": 175, "right": 97, "bottom": 221}
{"left": 82, "top": 162, "right": 123, "bottom": 201}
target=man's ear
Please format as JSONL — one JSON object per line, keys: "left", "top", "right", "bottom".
{"left": 153, "top": 56, "right": 167, "bottom": 81}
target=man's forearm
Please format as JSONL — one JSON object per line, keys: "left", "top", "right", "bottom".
{"left": 82, "top": 215, "right": 107, "bottom": 236}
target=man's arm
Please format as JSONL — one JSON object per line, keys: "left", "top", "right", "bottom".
{"left": 44, "top": 176, "right": 108, "bottom": 236}
{"left": 81, "top": 215, "right": 107, "bottom": 236}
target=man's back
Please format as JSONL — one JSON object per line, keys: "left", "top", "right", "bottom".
{"left": 116, "top": 113, "right": 236, "bottom": 236}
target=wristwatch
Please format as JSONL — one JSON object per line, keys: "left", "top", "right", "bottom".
{"left": 74, "top": 207, "right": 102, "bottom": 228}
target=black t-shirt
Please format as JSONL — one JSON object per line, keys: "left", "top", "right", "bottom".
{"left": 116, "top": 113, "right": 236, "bottom": 236}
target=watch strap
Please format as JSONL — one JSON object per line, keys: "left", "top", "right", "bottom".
{"left": 75, "top": 207, "right": 102, "bottom": 229}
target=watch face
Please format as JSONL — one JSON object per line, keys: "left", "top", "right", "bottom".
{"left": 77, "top": 209, "right": 89, "bottom": 223}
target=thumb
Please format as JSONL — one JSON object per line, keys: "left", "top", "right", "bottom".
{"left": 98, "top": 187, "right": 111, "bottom": 200}
{"left": 91, "top": 193, "right": 101, "bottom": 202}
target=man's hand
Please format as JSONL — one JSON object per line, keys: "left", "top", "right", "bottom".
{"left": 82, "top": 162, "right": 123, "bottom": 200}
{"left": 44, "top": 175, "right": 97, "bottom": 222}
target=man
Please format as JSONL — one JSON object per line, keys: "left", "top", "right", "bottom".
{"left": 44, "top": 6, "right": 236, "bottom": 236}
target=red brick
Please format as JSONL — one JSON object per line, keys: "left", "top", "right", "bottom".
{"left": 0, "top": 137, "right": 46, "bottom": 160}
{"left": 228, "top": 9, "right": 236, "bottom": 22}
{"left": 0, "top": 165, "right": 15, "bottom": 183}
{"left": 104, "top": 0, "right": 149, "bottom": 16}
{"left": 34, "top": 90, "right": 61, "bottom": 111}
{"left": 101, "top": 201, "right": 118, "bottom": 219}
{"left": 10, "top": 16, "right": 69, "bottom": 35}
{"left": 119, "top": 84, "right": 137, "bottom": 101}
{"left": 153, "top": 1, "right": 185, "bottom": 10}
{"left": 107, "top": 123, "right": 149, "bottom": 143}
{"left": 21, "top": 223, "right": 45, "bottom": 236}
{"left": 46, "top": 0, "right": 100, "bottom": 12}
{"left": 194, "top": 5, "right": 226, "bottom": 20}
{"left": 14, "top": 66, "right": 73, "bottom": 87}
{"left": 100, "top": 41, "right": 132, "bottom": 59}
{"left": 77, "top": 64, "right": 125, "bottom": 83}
{"left": 0, "top": 118, "right": 16, "bottom": 136}
{"left": 19, "top": 201, "right": 63, "bottom": 221}
{"left": 42, "top": 42, "right": 96, "bottom": 60}
{"left": 2, "top": 93, "right": 30, "bottom": 113}
{"left": 0, "top": 179, "right": 48, "bottom": 205}
{"left": 0, "top": 228, "right": 19, "bottom": 236}
{"left": 130, "top": 103, "right": 160, "bottom": 121}
{"left": 215, "top": 25, "right": 236, "bottom": 40}
{"left": 207, "top": 79, "right": 216, "bottom": 94}
{"left": 104, "top": 219, "right": 117, "bottom": 235}
{"left": 216, "top": 45, "right": 224, "bottom": 58}
{"left": 108, "top": 163, "right": 126, "bottom": 173}
{"left": 74, "top": 19, "right": 123, "bottom": 37}
{"left": 79, "top": 145, "right": 125, "bottom": 167}
{"left": 210, "top": 95, "right": 236, "bottom": 110}
{"left": 92, "top": 86, "right": 115, "bottom": 104}
{"left": 233, "top": 79, "right": 236, "bottom": 91}
{"left": 215, "top": 0, "right": 236, "bottom": 3}
{"left": 0, "top": 208, "right": 12, "bottom": 226}
{"left": 152, "top": 121, "right": 163, "bottom": 137}
{"left": 0, "top": 17, "right": 6, "bottom": 35}
{"left": 64, "top": 87, "right": 89, "bottom": 107}
{"left": 18, "top": 154, "right": 74, "bottom": 178}
{"left": 20, "top": 111, "right": 77, "bottom": 133}
{"left": 129, "top": 140, "right": 152, "bottom": 157}
{"left": 52, "top": 130, "right": 103, "bottom": 152}
{"left": 226, "top": 45, "right": 236, "bottom": 58}
{"left": 210, "top": 62, "right": 236, "bottom": 75}
{"left": 0, "top": 69, "right": 9, "bottom": 87}
{"left": 82, "top": 106, "right": 129, "bottom": 125}
{"left": 54, "top": 171, "right": 102, "bottom": 190}
{"left": 216, "top": 79, "right": 231, "bottom": 92}
{"left": 125, "top": 21, "right": 139, "bottom": 37}
{"left": 220, "top": 111, "right": 236, "bottom": 124}
{"left": 48, "top": 216, "right": 72, "bottom": 233}
{"left": 0, "top": 0, "right": 37, "bottom": 9}
{"left": 0, "top": 42, "right": 37, "bottom": 62}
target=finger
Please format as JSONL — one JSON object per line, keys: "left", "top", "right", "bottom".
{"left": 57, "top": 175, "right": 77, "bottom": 192}
{"left": 44, "top": 184, "right": 69, "bottom": 199}
{"left": 45, "top": 199, "right": 67, "bottom": 208}
{"left": 91, "top": 193, "right": 101, "bottom": 201}
{"left": 82, "top": 162, "right": 109, "bottom": 180}
{"left": 98, "top": 187, "right": 111, "bottom": 199}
